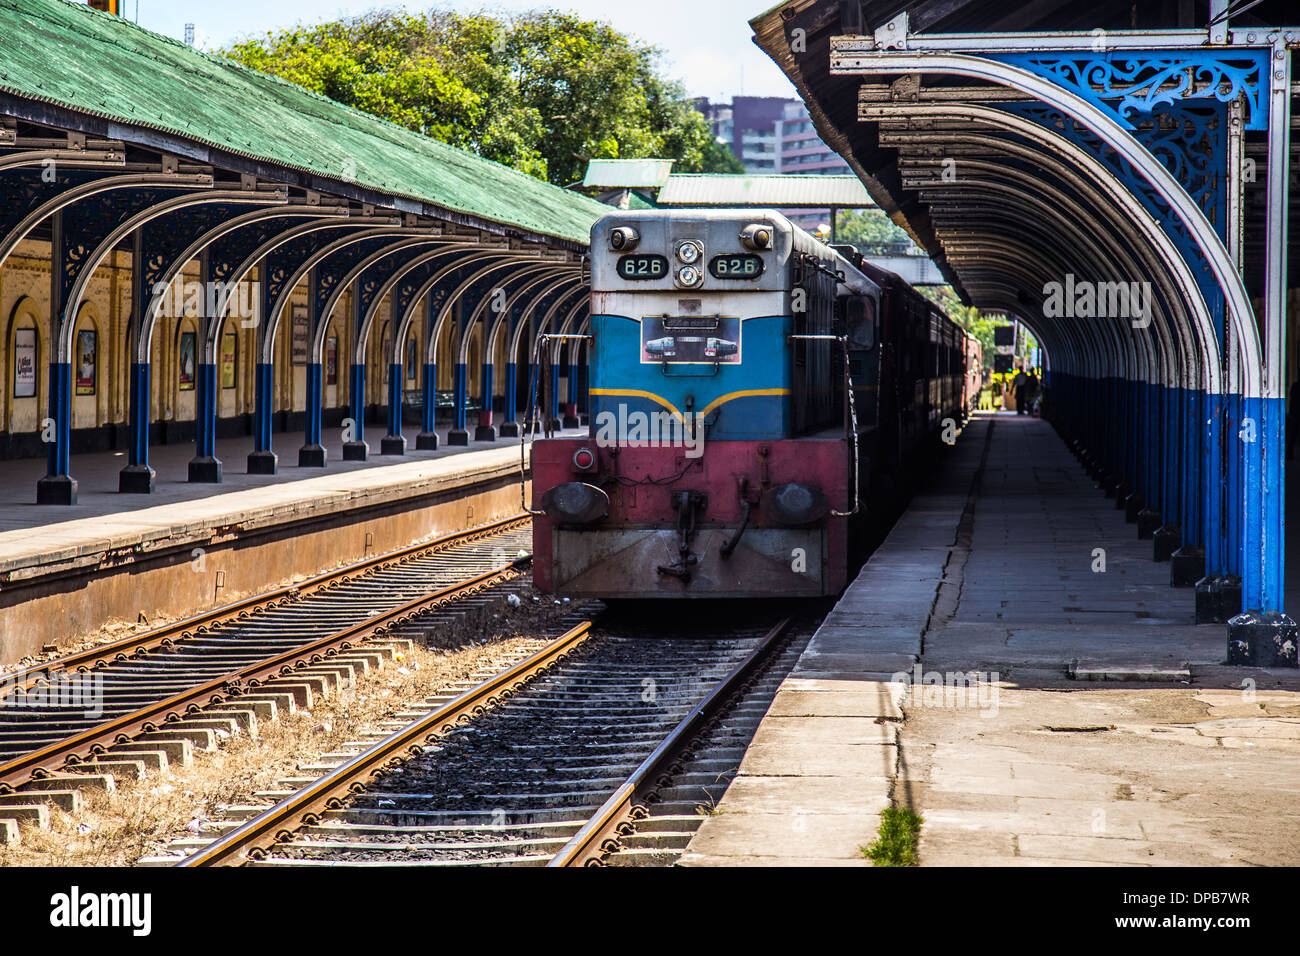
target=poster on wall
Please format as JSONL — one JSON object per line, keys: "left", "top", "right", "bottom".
{"left": 381, "top": 332, "right": 391, "bottom": 384}
{"left": 326, "top": 336, "right": 338, "bottom": 386}
{"left": 13, "top": 328, "right": 36, "bottom": 398}
{"left": 406, "top": 338, "right": 417, "bottom": 380}
{"left": 291, "top": 305, "right": 309, "bottom": 365}
{"left": 75, "top": 329, "right": 96, "bottom": 396}
{"left": 221, "top": 333, "right": 237, "bottom": 389}
{"left": 179, "top": 331, "right": 196, "bottom": 390}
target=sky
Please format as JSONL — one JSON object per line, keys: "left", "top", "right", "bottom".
{"left": 114, "top": 0, "right": 798, "bottom": 102}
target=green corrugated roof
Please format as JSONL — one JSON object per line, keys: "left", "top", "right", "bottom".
{"left": 0, "top": 0, "right": 609, "bottom": 243}
{"left": 582, "top": 158, "right": 674, "bottom": 189}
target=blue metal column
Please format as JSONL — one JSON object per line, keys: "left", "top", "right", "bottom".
{"left": 247, "top": 362, "right": 278, "bottom": 474}
{"left": 416, "top": 361, "right": 438, "bottom": 450}
{"left": 119, "top": 361, "right": 156, "bottom": 492}
{"left": 1229, "top": 39, "right": 1295, "bottom": 666}
{"left": 448, "top": 361, "right": 469, "bottom": 445}
{"left": 549, "top": 361, "right": 561, "bottom": 430}
{"left": 343, "top": 362, "right": 368, "bottom": 460}
{"left": 299, "top": 360, "right": 326, "bottom": 467}
{"left": 37, "top": 361, "right": 77, "bottom": 504}
{"left": 474, "top": 361, "right": 496, "bottom": 441}
{"left": 563, "top": 358, "right": 580, "bottom": 428}
{"left": 382, "top": 363, "right": 406, "bottom": 454}
{"left": 1171, "top": 387, "right": 1205, "bottom": 584}
{"left": 36, "top": 211, "right": 76, "bottom": 505}
{"left": 188, "top": 360, "right": 222, "bottom": 482}
{"left": 499, "top": 361, "right": 520, "bottom": 438}
{"left": 1154, "top": 383, "right": 1182, "bottom": 559}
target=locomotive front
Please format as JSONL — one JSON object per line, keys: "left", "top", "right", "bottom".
{"left": 531, "top": 209, "right": 869, "bottom": 599}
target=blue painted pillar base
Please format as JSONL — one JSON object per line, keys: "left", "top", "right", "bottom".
{"left": 1123, "top": 491, "right": 1144, "bottom": 523}
{"left": 416, "top": 362, "right": 438, "bottom": 450}
{"left": 119, "top": 464, "right": 155, "bottom": 494}
{"left": 1136, "top": 509, "right": 1162, "bottom": 539}
{"left": 247, "top": 450, "right": 278, "bottom": 475}
{"left": 1227, "top": 612, "right": 1298, "bottom": 668}
{"left": 1153, "top": 524, "right": 1181, "bottom": 562}
{"left": 1196, "top": 575, "right": 1242, "bottom": 625}
{"left": 1169, "top": 546, "right": 1205, "bottom": 588}
{"left": 36, "top": 474, "right": 78, "bottom": 506}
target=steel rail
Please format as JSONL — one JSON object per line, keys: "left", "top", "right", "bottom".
{"left": 178, "top": 620, "right": 594, "bottom": 866}
{"left": 548, "top": 616, "right": 791, "bottom": 867}
{"left": 1, "top": 515, "right": 528, "bottom": 695}
{"left": 0, "top": 544, "right": 532, "bottom": 791}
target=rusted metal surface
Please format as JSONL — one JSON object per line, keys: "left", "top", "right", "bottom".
{"left": 548, "top": 617, "right": 790, "bottom": 866}
{"left": 178, "top": 621, "right": 594, "bottom": 867}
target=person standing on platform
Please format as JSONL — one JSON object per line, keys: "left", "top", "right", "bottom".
{"left": 1012, "top": 368, "right": 1029, "bottom": 415}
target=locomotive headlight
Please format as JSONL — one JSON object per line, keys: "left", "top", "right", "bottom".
{"left": 676, "top": 264, "right": 703, "bottom": 288}
{"left": 739, "top": 224, "right": 773, "bottom": 250}
{"left": 610, "top": 226, "right": 639, "bottom": 251}
{"left": 675, "top": 239, "right": 702, "bottom": 264}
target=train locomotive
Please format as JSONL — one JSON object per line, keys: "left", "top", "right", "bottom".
{"left": 531, "top": 208, "right": 978, "bottom": 599}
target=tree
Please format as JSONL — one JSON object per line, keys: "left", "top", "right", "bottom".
{"left": 224, "top": 9, "right": 740, "bottom": 185}
{"left": 835, "top": 208, "right": 911, "bottom": 248}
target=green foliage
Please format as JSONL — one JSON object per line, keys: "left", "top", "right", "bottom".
{"left": 862, "top": 807, "right": 923, "bottom": 867}
{"left": 836, "top": 208, "right": 911, "bottom": 247}
{"left": 224, "top": 8, "right": 738, "bottom": 185}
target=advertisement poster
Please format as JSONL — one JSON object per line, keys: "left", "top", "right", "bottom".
{"left": 221, "top": 333, "right": 237, "bottom": 389}
{"left": 291, "top": 305, "right": 309, "bottom": 365}
{"left": 13, "top": 327, "right": 36, "bottom": 398}
{"left": 75, "top": 329, "right": 96, "bottom": 395}
{"left": 326, "top": 336, "right": 338, "bottom": 386}
{"left": 179, "top": 331, "right": 196, "bottom": 390}
{"left": 406, "top": 338, "right": 417, "bottom": 380}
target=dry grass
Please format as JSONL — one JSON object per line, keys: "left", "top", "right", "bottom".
{"left": 0, "top": 591, "right": 577, "bottom": 866}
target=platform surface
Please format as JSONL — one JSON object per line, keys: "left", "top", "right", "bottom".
{"left": 681, "top": 413, "right": 1300, "bottom": 867}
{"left": 0, "top": 425, "right": 569, "bottom": 576}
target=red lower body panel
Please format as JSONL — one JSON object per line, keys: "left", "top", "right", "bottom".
{"left": 532, "top": 438, "right": 849, "bottom": 598}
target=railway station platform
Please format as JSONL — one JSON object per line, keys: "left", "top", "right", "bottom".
{"left": 681, "top": 413, "right": 1300, "bottom": 867}
{"left": 0, "top": 428, "right": 574, "bottom": 666}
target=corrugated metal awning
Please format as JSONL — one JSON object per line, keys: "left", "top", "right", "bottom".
{"left": 582, "top": 159, "right": 675, "bottom": 189}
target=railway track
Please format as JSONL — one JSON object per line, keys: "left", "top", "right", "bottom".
{"left": 170, "top": 609, "right": 811, "bottom": 868}
{"left": 0, "top": 517, "right": 533, "bottom": 799}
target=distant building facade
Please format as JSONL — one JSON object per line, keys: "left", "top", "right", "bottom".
{"left": 694, "top": 97, "right": 852, "bottom": 230}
